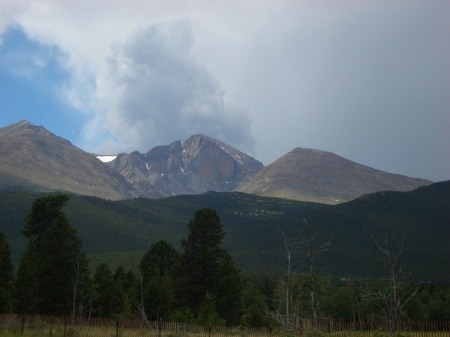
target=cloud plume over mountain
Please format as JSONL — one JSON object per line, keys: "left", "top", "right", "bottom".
{"left": 95, "top": 19, "right": 255, "bottom": 155}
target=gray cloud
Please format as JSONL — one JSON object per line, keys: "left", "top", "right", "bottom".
{"left": 99, "top": 19, "right": 255, "bottom": 155}
{"left": 207, "top": 2, "right": 450, "bottom": 181}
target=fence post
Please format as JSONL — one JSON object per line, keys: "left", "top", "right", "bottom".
{"left": 208, "top": 323, "right": 212, "bottom": 337}
{"left": 21, "top": 314, "right": 25, "bottom": 334}
{"left": 63, "top": 316, "right": 67, "bottom": 337}
{"left": 158, "top": 318, "right": 162, "bottom": 337}
{"left": 116, "top": 319, "right": 119, "bottom": 337}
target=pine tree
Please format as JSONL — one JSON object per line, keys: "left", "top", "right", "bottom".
{"left": 21, "top": 194, "right": 70, "bottom": 245}
{"left": 143, "top": 273, "right": 175, "bottom": 321}
{"left": 174, "top": 208, "right": 242, "bottom": 324}
{"left": 15, "top": 195, "right": 90, "bottom": 315}
{"left": 214, "top": 253, "right": 243, "bottom": 325}
{"left": 0, "top": 231, "right": 14, "bottom": 313}
{"left": 14, "top": 241, "right": 40, "bottom": 313}
{"left": 138, "top": 241, "right": 179, "bottom": 320}
{"left": 177, "top": 208, "right": 226, "bottom": 314}
{"left": 140, "top": 240, "right": 179, "bottom": 283}
{"left": 197, "top": 291, "right": 224, "bottom": 326}
{"left": 92, "top": 263, "right": 116, "bottom": 318}
{"left": 38, "top": 215, "right": 87, "bottom": 315}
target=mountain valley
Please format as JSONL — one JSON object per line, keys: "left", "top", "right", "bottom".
{"left": 0, "top": 181, "right": 448, "bottom": 281}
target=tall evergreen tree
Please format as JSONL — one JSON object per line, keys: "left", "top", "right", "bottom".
{"left": 177, "top": 208, "right": 225, "bottom": 314}
{"left": 92, "top": 263, "right": 116, "bottom": 318}
{"left": 21, "top": 194, "right": 70, "bottom": 245}
{"left": 38, "top": 215, "right": 87, "bottom": 315}
{"left": 140, "top": 240, "right": 179, "bottom": 282}
{"left": 143, "top": 273, "right": 175, "bottom": 321}
{"left": 0, "top": 230, "right": 14, "bottom": 313}
{"left": 139, "top": 241, "right": 179, "bottom": 320}
{"left": 14, "top": 241, "right": 40, "bottom": 313}
{"left": 214, "top": 253, "right": 243, "bottom": 325}
{"left": 174, "top": 208, "right": 242, "bottom": 324}
{"left": 15, "top": 195, "right": 90, "bottom": 315}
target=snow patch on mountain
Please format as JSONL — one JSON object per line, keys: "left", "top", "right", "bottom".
{"left": 97, "top": 155, "right": 117, "bottom": 163}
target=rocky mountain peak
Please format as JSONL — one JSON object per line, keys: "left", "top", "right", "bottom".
{"left": 0, "top": 120, "right": 49, "bottom": 137}
{"left": 108, "top": 135, "right": 263, "bottom": 197}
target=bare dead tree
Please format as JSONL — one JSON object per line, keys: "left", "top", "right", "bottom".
{"left": 70, "top": 250, "right": 90, "bottom": 323}
{"left": 71, "top": 254, "right": 81, "bottom": 323}
{"left": 365, "top": 227, "right": 419, "bottom": 337}
{"left": 267, "top": 229, "right": 297, "bottom": 332}
{"left": 294, "top": 219, "right": 332, "bottom": 331}
{"left": 133, "top": 275, "right": 153, "bottom": 329}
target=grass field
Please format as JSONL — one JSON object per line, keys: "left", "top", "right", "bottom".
{"left": 0, "top": 315, "right": 448, "bottom": 337}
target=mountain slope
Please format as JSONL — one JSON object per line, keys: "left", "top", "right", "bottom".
{"left": 108, "top": 134, "right": 263, "bottom": 197}
{"left": 235, "top": 147, "right": 432, "bottom": 203}
{"left": 0, "top": 121, "right": 433, "bottom": 203}
{"left": 0, "top": 121, "right": 136, "bottom": 200}
{"left": 298, "top": 180, "right": 450, "bottom": 280}
{"left": 1, "top": 181, "right": 448, "bottom": 281}
{"left": 0, "top": 190, "right": 324, "bottom": 272}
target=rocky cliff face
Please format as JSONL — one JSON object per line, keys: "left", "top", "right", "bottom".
{"left": 108, "top": 134, "right": 263, "bottom": 197}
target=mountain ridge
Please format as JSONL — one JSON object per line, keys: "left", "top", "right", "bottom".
{"left": 0, "top": 120, "right": 433, "bottom": 202}
{"left": 235, "top": 147, "right": 432, "bottom": 203}
{"left": 0, "top": 120, "right": 135, "bottom": 200}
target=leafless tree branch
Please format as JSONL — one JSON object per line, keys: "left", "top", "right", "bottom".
{"left": 364, "top": 226, "right": 419, "bottom": 337}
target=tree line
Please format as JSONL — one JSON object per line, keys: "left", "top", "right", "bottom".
{"left": 0, "top": 195, "right": 449, "bottom": 328}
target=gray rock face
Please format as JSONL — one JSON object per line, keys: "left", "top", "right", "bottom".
{"left": 108, "top": 135, "right": 263, "bottom": 197}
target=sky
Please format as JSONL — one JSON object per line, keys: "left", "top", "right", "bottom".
{"left": 0, "top": 1, "right": 449, "bottom": 182}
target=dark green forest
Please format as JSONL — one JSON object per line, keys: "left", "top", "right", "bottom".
{"left": 0, "top": 191, "right": 324, "bottom": 273}
{"left": 1, "top": 181, "right": 449, "bottom": 281}
{"left": 0, "top": 192, "right": 449, "bottom": 327}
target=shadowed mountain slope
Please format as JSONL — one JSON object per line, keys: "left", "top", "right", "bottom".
{"left": 297, "top": 180, "right": 450, "bottom": 280}
{"left": 0, "top": 181, "right": 448, "bottom": 281}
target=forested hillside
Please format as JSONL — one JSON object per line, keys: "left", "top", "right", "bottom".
{"left": 0, "top": 191, "right": 323, "bottom": 273}
{"left": 2, "top": 192, "right": 449, "bottom": 326}
{"left": 1, "top": 181, "right": 449, "bottom": 281}
{"left": 296, "top": 180, "right": 450, "bottom": 281}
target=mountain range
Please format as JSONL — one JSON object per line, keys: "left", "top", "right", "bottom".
{"left": 0, "top": 120, "right": 432, "bottom": 202}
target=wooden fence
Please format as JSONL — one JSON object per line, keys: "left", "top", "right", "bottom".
{"left": 297, "top": 318, "right": 450, "bottom": 336}
{"left": 0, "top": 315, "right": 449, "bottom": 337}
